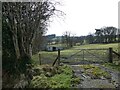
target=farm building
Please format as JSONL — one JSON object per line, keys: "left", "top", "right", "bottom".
{"left": 46, "top": 46, "right": 64, "bottom": 51}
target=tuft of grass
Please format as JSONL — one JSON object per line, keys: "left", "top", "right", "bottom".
{"left": 29, "top": 74, "right": 48, "bottom": 88}
{"left": 79, "top": 64, "right": 95, "bottom": 70}
{"left": 59, "top": 65, "right": 73, "bottom": 75}
{"left": 79, "top": 64, "right": 111, "bottom": 79}
{"left": 91, "top": 67, "right": 111, "bottom": 79}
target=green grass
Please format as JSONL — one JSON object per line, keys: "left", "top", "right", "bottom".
{"left": 49, "top": 73, "right": 71, "bottom": 88}
{"left": 49, "top": 65, "right": 73, "bottom": 88}
{"left": 103, "top": 63, "right": 120, "bottom": 72}
{"left": 73, "top": 43, "right": 119, "bottom": 51}
{"left": 32, "top": 51, "right": 58, "bottom": 65}
{"left": 30, "top": 64, "right": 80, "bottom": 88}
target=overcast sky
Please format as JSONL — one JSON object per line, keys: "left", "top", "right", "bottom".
{"left": 46, "top": 0, "right": 119, "bottom": 36}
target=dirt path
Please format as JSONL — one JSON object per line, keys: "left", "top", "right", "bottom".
{"left": 71, "top": 64, "right": 120, "bottom": 88}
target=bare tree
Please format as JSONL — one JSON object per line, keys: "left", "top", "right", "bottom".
{"left": 62, "top": 31, "right": 74, "bottom": 48}
{"left": 2, "top": 1, "right": 57, "bottom": 59}
{"left": 2, "top": 1, "right": 64, "bottom": 73}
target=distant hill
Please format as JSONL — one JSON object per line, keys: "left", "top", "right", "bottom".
{"left": 46, "top": 34, "right": 56, "bottom": 40}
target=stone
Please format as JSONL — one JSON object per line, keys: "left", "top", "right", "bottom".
{"left": 45, "top": 72, "right": 53, "bottom": 77}
{"left": 101, "top": 76, "right": 106, "bottom": 80}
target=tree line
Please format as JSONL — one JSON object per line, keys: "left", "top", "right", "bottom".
{"left": 53, "top": 26, "right": 120, "bottom": 48}
{"left": 87, "top": 26, "right": 119, "bottom": 44}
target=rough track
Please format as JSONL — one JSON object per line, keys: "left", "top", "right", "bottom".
{"left": 71, "top": 64, "right": 120, "bottom": 89}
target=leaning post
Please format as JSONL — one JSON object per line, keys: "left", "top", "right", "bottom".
{"left": 109, "top": 47, "right": 113, "bottom": 63}
{"left": 58, "top": 49, "right": 60, "bottom": 65}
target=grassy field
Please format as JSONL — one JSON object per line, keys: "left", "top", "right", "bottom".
{"left": 32, "top": 43, "right": 119, "bottom": 65}
{"left": 73, "top": 43, "right": 119, "bottom": 51}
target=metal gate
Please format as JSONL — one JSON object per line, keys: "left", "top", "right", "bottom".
{"left": 60, "top": 48, "right": 109, "bottom": 65}
{"left": 37, "top": 48, "right": 119, "bottom": 65}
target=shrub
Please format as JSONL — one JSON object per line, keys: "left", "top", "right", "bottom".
{"left": 29, "top": 64, "right": 80, "bottom": 88}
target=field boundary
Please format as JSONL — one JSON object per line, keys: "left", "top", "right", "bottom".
{"left": 38, "top": 47, "right": 120, "bottom": 65}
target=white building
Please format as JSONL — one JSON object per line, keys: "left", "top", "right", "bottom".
{"left": 46, "top": 46, "right": 63, "bottom": 51}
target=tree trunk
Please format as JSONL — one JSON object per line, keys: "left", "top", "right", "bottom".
{"left": 29, "top": 44, "right": 32, "bottom": 57}
{"left": 12, "top": 34, "right": 20, "bottom": 60}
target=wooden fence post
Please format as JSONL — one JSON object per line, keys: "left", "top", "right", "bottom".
{"left": 109, "top": 48, "right": 113, "bottom": 63}
{"left": 39, "top": 53, "right": 41, "bottom": 65}
{"left": 83, "top": 50, "right": 84, "bottom": 61}
{"left": 58, "top": 49, "right": 60, "bottom": 65}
